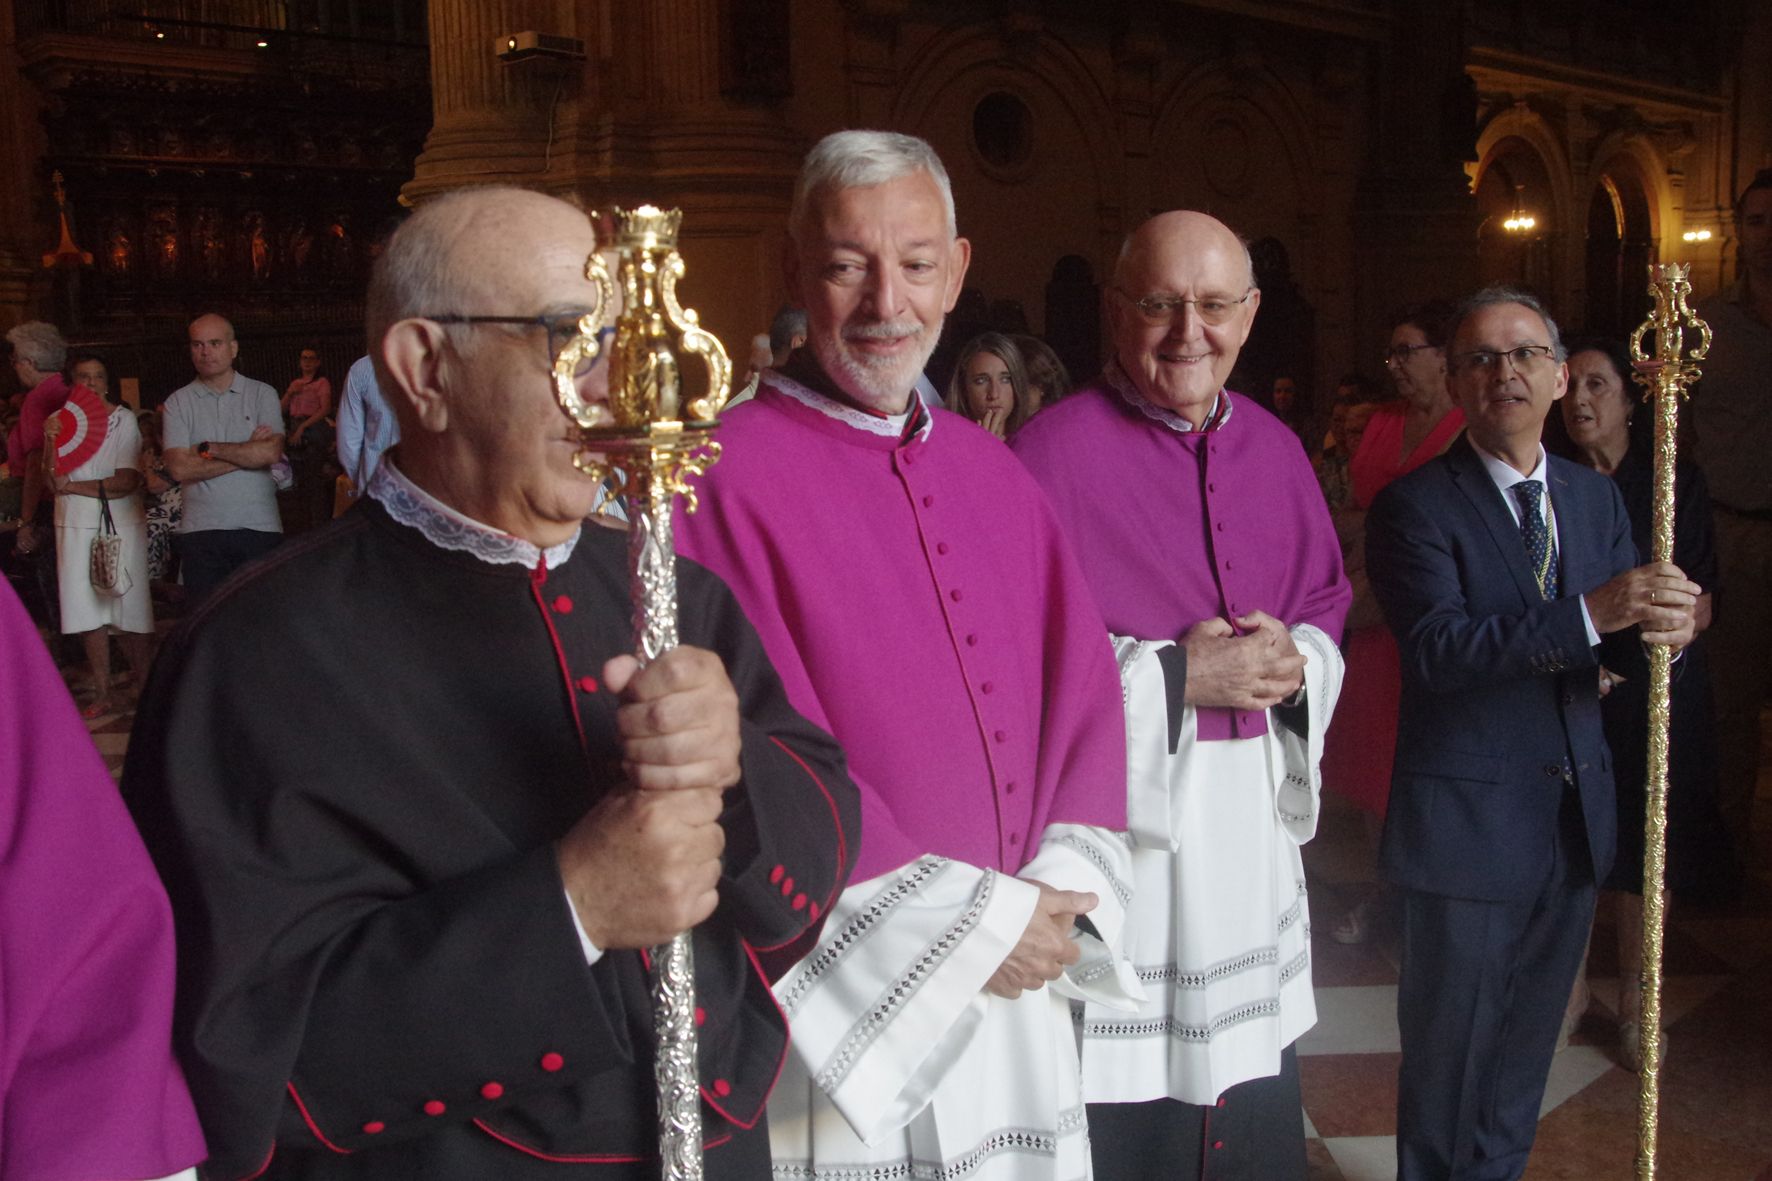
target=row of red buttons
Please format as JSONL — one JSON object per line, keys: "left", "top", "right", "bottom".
{"left": 769, "top": 863, "right": 817, "bottom": 918}
{"left": 358, "top": 1054, "right": 564, "bottom": 1135}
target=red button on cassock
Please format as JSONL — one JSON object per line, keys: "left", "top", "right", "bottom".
{"left": 937, "top": 542, "right": 950, "bottom": 555}
{"left": 950, "top": 589, "right": 963, "bottom": 603}
{"left": 780, "top": 876, "right": 795, "bottom": 896}
{"left": 362, "top": 1120, "right": 386, "bottom": 1134}
{"left": 578, "top": 675, "right": 598, "bottom": 693}
{"left": 1213, "top": 1140, "right": 1225, "bottom": 1149}
{"left": 769, "top": 864, "right": 785, "bottom": 885}
{"left": 809, "top": 900, "right": 822, "bottom": 921}
{"left": 695, "top": 1007, "right": 707, "bottom": 1027}
{"left": 423, "top": 1099, "right": 446, "bottom": 1117}
{"left": 552, "top": 594, "right": 573, "bottom": 614}
{"left": 980, "top": 681, "right": 993, "bottom": 694}
{"left": 540, "top": 1052, "right": 565, "bottom": 1072}
{"left": 481, "top": 1082, "right": 505, "bottom": 1100}
{"left": 922, "top": 495, "right": 934, "bottom": 508}
{"left": 713, "top": 1078, "right": 732, "bottom": 1098}
{"left": 792, "top": 893, "right": 808, "bottom": 911}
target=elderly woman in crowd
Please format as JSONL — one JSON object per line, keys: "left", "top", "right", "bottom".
{"left": 5, "top": 322, "right": 71, "bottom": 624}
{"left": 45, "top": 352, "right": 152, "bottom": 718}
{"left": 1557, "top": 336, "right": 1730, "bottom": 1069}
{"left": 944, "top": 330, "right": 1034, "bottom": 438}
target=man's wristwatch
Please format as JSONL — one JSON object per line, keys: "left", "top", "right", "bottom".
{"left": 197, "top": 440, "right": 212, "bottom": 458}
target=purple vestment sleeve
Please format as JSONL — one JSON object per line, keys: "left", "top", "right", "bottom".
{"left": 677, "top": 386, "right": 1127, "bottom": 883}
{"left": 1012, "top": 384, "right": 1351, "bottom": 740}
{"left": 0, "top": 581, "right": 206, "bottom": 1181}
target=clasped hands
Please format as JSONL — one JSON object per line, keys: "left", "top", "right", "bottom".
{"left": 1183, "top": 609, "right": 1306, "bottom": 711}
{"left": 556, "top": 646, "right": 742, "bottom": 951}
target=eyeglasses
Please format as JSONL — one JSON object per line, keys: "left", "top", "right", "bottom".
{"left": 1116, "top": 286, "right": 1256, "bottom": 327}
{"left": 1447, "top": 344, "right": 1559, "bottom": 377}
{"left": 1383, "top": 343, "right": 1439, "bottom": 367}
{"left": 423, "top": 313, "right": 613, "bottom": 377}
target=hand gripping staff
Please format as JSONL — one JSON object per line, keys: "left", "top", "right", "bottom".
{"left": 551, "top": 205, "right": 733, "bottom": 1181}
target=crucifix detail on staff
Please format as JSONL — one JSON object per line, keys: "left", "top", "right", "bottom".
{"left": 552, "top": 204, "right": 733, "bottom": 1181}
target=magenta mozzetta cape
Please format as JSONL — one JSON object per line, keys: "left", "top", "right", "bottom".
{"left": 0, "top": 580, "right": 205, "bottom": 1181}
{"left": 677, "top": 379, "right": 1127, "bottom": 883}
{"left": 1012, "top": 380, "right": 1351, "bottom": 740}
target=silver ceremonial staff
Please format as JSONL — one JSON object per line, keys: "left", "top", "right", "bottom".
{"left": 1626, "top": 262, "right": 1709, "bottom": 1181}
{"left": 552, "top": 204, "right": 733, "bottom": 1181}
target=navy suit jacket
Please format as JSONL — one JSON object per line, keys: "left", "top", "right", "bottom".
{"left": 1366, "top": 435, "right": 1636, "bottom": 903}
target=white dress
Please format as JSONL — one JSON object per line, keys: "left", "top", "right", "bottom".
{"left": 55, "top": 405, "right": 152, "bottom": 635}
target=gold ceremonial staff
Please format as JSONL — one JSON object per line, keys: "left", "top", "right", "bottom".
{"left": 1626, "top": 263, "right": 1710, "bottom": 1180}
{"left": 552, "top": 205, "right": 733, "bottom": 1181}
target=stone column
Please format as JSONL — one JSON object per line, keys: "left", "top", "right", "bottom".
{"left": 406, "top": 0, "right": 582, "bottom": 200}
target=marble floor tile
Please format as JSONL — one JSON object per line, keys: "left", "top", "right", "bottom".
{"left": 1299, "top": 1052, "right": 1401, "bottom": 1137}
{"left": 1321, "top": 1135, "right": 1397, "bottom": 1181}
{"left": 1297, "top": 985, "right": 1401, "bottom": 1056}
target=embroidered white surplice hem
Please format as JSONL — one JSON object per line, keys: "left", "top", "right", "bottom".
{"left": 1078, "top": 625, "right": 1344, "bottom": 1107}
{"left": 770, "top": 830, "right": 1137, "bottom": 1180}
{"left": 368, "top": 457, "right": 580, "bottom": 570}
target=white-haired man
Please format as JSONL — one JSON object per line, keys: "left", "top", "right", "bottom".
{"left": 125, "top": 186, "right": 859, "bottom": 1179}
{"left": 675, "top": 130, "right": 1136, "bottom": 1180}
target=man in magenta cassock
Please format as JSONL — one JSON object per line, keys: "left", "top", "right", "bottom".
{"left": 1013, "top": 211, "right": 1350, "bottom": 1181}
{"left": 0, "top": 577, "right": 206, "bottom": 1181}
{"left": 675, "top": 130, "right": 1138, "bottom": 1181}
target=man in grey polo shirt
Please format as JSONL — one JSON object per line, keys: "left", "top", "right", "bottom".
{"left": 162, "top": 313, "right": 285, "bottom": 600}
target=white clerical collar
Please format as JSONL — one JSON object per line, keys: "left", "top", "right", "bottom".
{"left": 1103, "top": 360, "right": 1232, "bottom": 434}
{"left": 765, "top": 371, "right": 935, "bottom": 443}
{"left": 368, "top": 457, "right": 580, "bottom": 570}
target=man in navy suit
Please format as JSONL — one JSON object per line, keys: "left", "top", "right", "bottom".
{"left": 1367, "top": 286, "right": 1698, "bottom": 1180}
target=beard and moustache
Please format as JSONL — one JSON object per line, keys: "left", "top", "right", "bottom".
{"left": 819, "top": 319, "right": 941, "bottom": 413}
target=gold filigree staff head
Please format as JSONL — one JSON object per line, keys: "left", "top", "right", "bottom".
{"left": 1628, "top": 262, "right": 1712, "bottom": 403}
{"left": 550, "top": 204, "right": 733, "bottom": 507}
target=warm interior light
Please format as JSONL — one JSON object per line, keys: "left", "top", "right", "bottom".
{"left": 256, "top": 39, "right": 269, "bottom": 47}
{"left": 1682, "top": 229, "right": 1712, "bottom": 242}
{"left": 1503, "top": 214, "right": 1537, "bottom": 232}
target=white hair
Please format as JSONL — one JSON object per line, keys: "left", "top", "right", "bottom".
{"left": 5, "top": 321, "right": 68, "bottom": 373}
{"left": 790, "top": 130, "right": 957, "bottom": 243}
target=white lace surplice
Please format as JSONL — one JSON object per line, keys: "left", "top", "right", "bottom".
{"left": 769, "top": 827, "right": 1139, "bottom": 1180}
{"left": 1076, "top": 625, "right": 1343, "bottom": 1107}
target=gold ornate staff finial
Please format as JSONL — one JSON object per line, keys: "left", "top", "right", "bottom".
{"left": 551, "top": 204, "right": 732, "bottom": 1181}
{"left": 1626, "top": 261, "right": 1710, "bottom": 1181}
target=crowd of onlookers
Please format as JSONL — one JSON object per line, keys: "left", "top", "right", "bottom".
{"left": 1, "top": 314, "right": 400, "bottom": 720}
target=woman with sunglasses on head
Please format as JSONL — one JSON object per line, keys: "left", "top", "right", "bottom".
{"left": 1319, "top": 300, "right": 1466, "bottom": 945}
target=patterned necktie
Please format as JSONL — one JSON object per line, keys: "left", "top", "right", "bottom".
{"left": 1512, "top": 480, "right": 1559, "bottom": 600}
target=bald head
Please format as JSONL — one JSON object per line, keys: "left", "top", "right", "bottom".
{"left": 1108, "top": 210, "right": 1260, "bottom": 426}
{"left": 1113, "top": 211, "right": 1255, "bottom": 293}
{"left": 188, "top": 312, "right": 239, "bottom": 383}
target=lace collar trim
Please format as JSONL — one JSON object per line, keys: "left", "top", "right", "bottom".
{"left": 1104, "top": 360, "right": 1231, "bottom": 435}
{"left": 765, "top": 371, "right": 934, "bottom": 443}
{"left": 368, "top": 458, "right": 580, "bottom": 570}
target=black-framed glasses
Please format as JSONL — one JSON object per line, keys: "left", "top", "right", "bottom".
{"left": 1116, "top": 286, "right": 1256, "bottom": 327}
{"left": 1383, "top": 343, "right": 1439, "bottom": 367}
{"left": 1447, "top": 344, "right": 1559, "bottom": 377}
{"left": 423, "top": 313, "right": 613, "bottom": 376}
